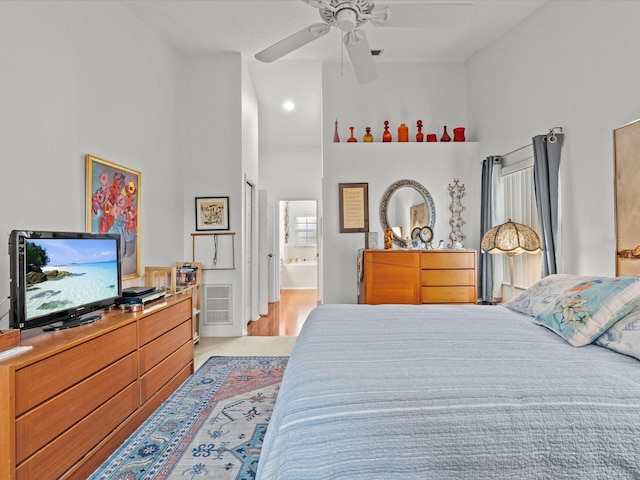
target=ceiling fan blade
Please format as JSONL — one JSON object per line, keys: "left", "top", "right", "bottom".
{"left": 376, "top": 3, "right": 474, "bottom": 29}
{"left": 255, "top": 23, "right": 331, "bottom": 63}
{"left": 343, "top": 29, "right": 377, "bottom": 84}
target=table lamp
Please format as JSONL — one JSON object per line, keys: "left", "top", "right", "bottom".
{"left": 481, "top": 220, "right": 542, "bottom": 299}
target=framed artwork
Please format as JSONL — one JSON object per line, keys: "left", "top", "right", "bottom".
{"left": 339, "top": 183, "right": 369, "bottom": 233}
{"left": 195, "top": 196, "right": 230, "bottom": 231}
{"left": 86, "top": 154, "right": 141, "bottom": 279}
{"left": 614, "top": 119, "right": 640, "bottom": 276}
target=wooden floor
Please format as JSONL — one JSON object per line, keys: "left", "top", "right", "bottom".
{"left": 247, "top": 289, "right": 319, "bottom": 336}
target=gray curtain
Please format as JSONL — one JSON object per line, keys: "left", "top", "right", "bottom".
{"left": 479, "top": 156, "right": 502, "bottom": 303}
{"left": 533, "top": 133, "right": 563, "bottom": 277}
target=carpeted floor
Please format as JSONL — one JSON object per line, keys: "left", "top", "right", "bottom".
{"left": 194, "top": 336, "right": 297, "bottom": 369}
{"left": 89, "top": 356, "right": 288, "bottom": 480}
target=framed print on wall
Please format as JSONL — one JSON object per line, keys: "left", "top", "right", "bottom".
{"left": 195, "top": 196, "right": 230, "bottom": 231}
{"left": 86, "top": 154, "right": 141, "bottom": 279}
{"left": 614, "top": 119, "right": 640, "bottom": 276}
{"left": 339, "top": 183, "right": 369, "bottom": 233}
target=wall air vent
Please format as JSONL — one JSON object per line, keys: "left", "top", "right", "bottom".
{"left": 370, "top": 49, "right": 383, "bottom": 56}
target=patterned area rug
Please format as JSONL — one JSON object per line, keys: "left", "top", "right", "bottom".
{"left": 89, "top": 356, "right": 288, "bottom": 480}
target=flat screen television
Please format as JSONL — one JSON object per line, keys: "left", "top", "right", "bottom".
{"left": 9, "top": 230, "right": 122, "bottom": 330}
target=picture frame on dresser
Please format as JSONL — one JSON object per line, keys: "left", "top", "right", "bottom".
{"left": 86, "top": 154, "right": 141, "bottom": 280}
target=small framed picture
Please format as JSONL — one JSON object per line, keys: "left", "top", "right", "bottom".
{"left": 365, "top": 232, "right": 378, "bottom": 249}
{"left": 195, "top": 196, "right": 230, "bottom": 231}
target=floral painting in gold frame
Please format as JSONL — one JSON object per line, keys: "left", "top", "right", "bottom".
{"left": 86, "top": 154, "right": 141, "bottom": 279}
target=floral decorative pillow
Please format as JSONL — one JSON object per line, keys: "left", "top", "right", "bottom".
{"left": 533, "top": 277, "right": 640, "bottom": 347}
{"left": 503, "top": 274, "right": 594, "bottom": 317}
{"left": 595, "top": 305, "right": 640, "bottom": 361}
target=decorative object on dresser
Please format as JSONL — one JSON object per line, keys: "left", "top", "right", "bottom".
{"left": 384, "top": 228, "right": 394, "bottom": 249}
{"left": 481, "top": 220, "right": 542, "bottom": 298}
{"left": 447, "top": 179, "right": 467, "bottom": 248}
{"left": 359, "top": 249, "right": 477, "bottom": 304}
{"left": 0, "top": 295, "right": 194, "bottom": 480}
{"left": 365, "top": 231, "right": 378, "bottom": 249}
{"left": 379, "top": 179, "right": 435, "bottom": 248}
{"left": 195, "top": 196, "right": 230, "bottom": 231}
{"left": 338, "top": 183, "right": 369, "bottom": 233}
{"left": 86, "top": 154, "right": 141, "bottom": 279}
{"left": 145, "top": 262, "right": 203, "bottom": 343}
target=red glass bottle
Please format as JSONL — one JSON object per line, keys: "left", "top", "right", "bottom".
{"left": 416, "top": 120, "right": 424, "bottom": 142}
{"left": 382, "top": 120, "right": 392, "bottom": 142}
{"left": 440, "top": 126, "right": 451, "bottom": 142}
{"left": 347, "top": 126, "right": 357, "bottom": 142}
{"left": 333, "top": 119, "right": 340, "bottom": 143}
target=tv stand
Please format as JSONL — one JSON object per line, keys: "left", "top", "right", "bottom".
{"left": 42, "top": 313, "right": 103, "bottom": 331}
{"left": 0, "top": 295, "right": 194, "bottom": 480}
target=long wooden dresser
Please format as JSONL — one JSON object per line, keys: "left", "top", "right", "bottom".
{"left": 0, "top": 295, "right": 194, "bottom": 480}
{"left": 359, "top": 249, "right": 477, "bottom": 305}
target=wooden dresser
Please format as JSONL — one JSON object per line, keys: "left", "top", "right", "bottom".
{"left": 0, "top": 295, "right": 194, "bottom": 480}
{"left": 359, "top": 249, "right": 477, "bottom": 305}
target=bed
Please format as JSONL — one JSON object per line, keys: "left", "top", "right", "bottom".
{"left": 256, "top": 275, "right": 640, "bottom": 479}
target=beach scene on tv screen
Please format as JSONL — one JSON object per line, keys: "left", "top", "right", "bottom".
{"left": 25, "top": 238, "right": 119, "bottom": 320}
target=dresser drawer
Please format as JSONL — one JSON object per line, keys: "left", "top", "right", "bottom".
{"left": 421, "top": 269, "right": 475, "bottom": 287}
{"left": 138, "top": 297, "right": 192, "bottom": 346}
{"left": 140, "top": 340, "right": 193, "bottom": 403}
{"left": 16, "top": 352, "right": 137, "bottom": 463}
{"left": 139, "top": 318, "right": 192, "bottom": 375}
{"left": 422, "top": 286, "right": 477, "bottom": 304}
{"left": 421, "top": 251, "right": 475, "bottom": 269}
{"left": 16, "top": 383, "right": 138, "bottom": 480}
{"left": 15, "top": 323, "right": 137, "bottom": 415}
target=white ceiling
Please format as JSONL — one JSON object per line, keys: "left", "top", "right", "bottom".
{"left": 120, "top": 0, "right": 548, "bottom": 146}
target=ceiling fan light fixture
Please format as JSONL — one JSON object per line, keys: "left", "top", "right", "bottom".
{"left": 335, "top": 7, "right": 357, "bottom": 32}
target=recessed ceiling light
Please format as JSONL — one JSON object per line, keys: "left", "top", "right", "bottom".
{"left": 283, "top": 100, "right": 295, "bottom": 111}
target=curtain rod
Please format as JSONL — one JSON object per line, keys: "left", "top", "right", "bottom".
{"left": 501, "top": 127, "right": 564, "bottom": 158}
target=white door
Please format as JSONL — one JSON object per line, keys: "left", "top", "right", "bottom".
{"left": 245, "top": 181, "right": 253, "bottom": 323}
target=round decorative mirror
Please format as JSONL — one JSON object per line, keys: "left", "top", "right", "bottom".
{"left": 379, "top": 179, "right": 436, "bottom": 247}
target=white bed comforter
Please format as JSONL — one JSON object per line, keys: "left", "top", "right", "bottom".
{"left": 257, "top": 304, "right": 640, "bottom": 479}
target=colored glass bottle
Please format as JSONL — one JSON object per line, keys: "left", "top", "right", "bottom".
{"left": 398, "top": 123, "right": 409, "bottom": 142}
{"left": 453, "top": 127, "right": 466, "bottom": 142}
{"left": 347, "top": 126, "right": 357, "bottom": 142}
{"left": 416, "top": 120, "right": 424, "bottom": 142}
{"left": 382, "top": 120, "right": 392, "bottom": 142}
{"left": 440, "top": 125, "right": 451, "bottom": 142}
{"left": 333, "top": 119, "right": 340, "bottom": 142}
{"left": 363, "top": 127, "right": 374, "bottom": 142}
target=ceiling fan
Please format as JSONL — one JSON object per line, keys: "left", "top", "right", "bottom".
{"left": 255, "top": 0, "right": 474, "bottom": 84}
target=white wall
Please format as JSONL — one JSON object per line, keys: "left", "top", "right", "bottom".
{"left": 468, "top": 0, "right": 640, "bottom": 277}
{"left": 182, "top": 53, "right": 256, "bottom": 336}
{"left": 321, "top": 62, "right": 479, "bottom": 304}
{"left": 0, "top": 1, "right": 184, "bottom": 329}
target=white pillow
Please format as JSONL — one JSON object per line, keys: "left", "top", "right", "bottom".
{"left": 503, "top": 274, "right": 594, "bottom": 317}
{"left": 595, "top": 304, "right": 640, "bottom": 361}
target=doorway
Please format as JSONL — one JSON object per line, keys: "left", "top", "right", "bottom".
{"left": 279, "top": 200, "right": 318, "bottom": 291}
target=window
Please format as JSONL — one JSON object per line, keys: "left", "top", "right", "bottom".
{"left": 295, "top": 215, "right": 316, "bottom": 246}
{"left": 501, "top": 155, "right": 542, "bottom": 290}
